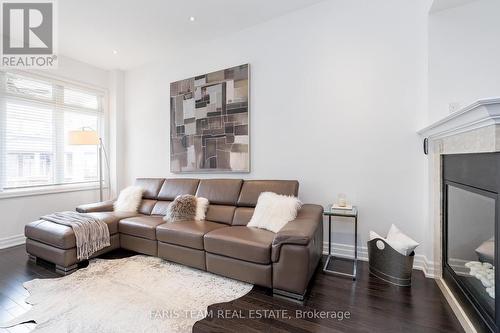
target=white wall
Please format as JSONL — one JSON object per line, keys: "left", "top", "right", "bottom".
{"left": 0, "top": 190, "right": 101, "bottom": 247}
{"left": 109, "top": 70, "right": 126, "bottom": 198}
{"left": 428, "top": 0, "right": 500, "bottom": 122}
{"left": 124, "top": 0, "right": 432, "bottom": 261}
{"left": 0, "top": 56, "right": 113, "bottom": 248}
{"left": 40, "top": 55, "right": 110, "bottom": 90}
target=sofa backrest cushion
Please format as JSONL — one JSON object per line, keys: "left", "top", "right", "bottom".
{"left": 195, "top": 179, "right": 243, "bottom": 205}
{"left": 236, "top": 180, "right": 299, "bottom": 207}
{"left": 138, "top": 199, "right": 157, "bottom": 215}
{"left": 205, "top": 205, "right": 236, "bottom": 225}
{"left": 131, "top": 178, "right": 299, "bottom": 220}
{"left": 157, "top": 178, "right": 199, "bottom": 201}
{"left": 232, "top": 207, "right": 254, "bottom": 226}
{"left": 134, "top": 178, "right": 165, "bottom": 199}
{"left": 151, "top": 201, "right": 172, "bottom": 216}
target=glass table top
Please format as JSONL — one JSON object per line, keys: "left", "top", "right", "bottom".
{"left": 324, "top": 206, "right": 358, "bottom": 217}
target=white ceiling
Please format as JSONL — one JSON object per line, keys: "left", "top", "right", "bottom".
{"left": 58, "top": 0, "right": 326, "bottom": 70}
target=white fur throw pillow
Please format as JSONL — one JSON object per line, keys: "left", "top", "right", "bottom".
{"left": 195, "top": 197, "right": 209, "bottom": 221}
{"left": 247, "top": 192, "right": 302, "bottom": 233}
{"left": 114, "top": 186, "right": 143, "bottom": 213}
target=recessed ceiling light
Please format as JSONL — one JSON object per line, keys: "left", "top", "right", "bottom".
{"left": 112, "top": 50, "right": 118, "bottom": 55}
{"left": 189, "top": 16, "right": 195, "bottom": 22}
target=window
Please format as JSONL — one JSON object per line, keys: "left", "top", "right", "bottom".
{"left": 0, "top": 71, "right": 105, "bottom": 191}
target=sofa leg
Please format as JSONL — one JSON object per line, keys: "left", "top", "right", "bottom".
{"left": 272, "top": 288, "right": 306, "bottom": 304}
{"left": 55, "top": 264, "right": 78, "bottom": 276}
{"left": 28, "top": 254, "right": 37, "bottom": 264}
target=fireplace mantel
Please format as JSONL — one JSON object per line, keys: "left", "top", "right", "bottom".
{"left": 419, "top": 97, "right": 500, "bottom": 279}
{"left": 420, "top": 97, "right": 500, "bottom": 332}
{"left": 418, "top": 97, "right": 500, "bottom": 140}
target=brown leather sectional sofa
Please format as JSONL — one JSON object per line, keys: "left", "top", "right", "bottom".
{"left": 25, "top": 178, "right": 323, "bottom": 300}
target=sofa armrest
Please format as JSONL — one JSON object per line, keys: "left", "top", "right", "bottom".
{"left": 76, "top": 200, "right": 115, "bottom": 213}
{"left": 271, "top": 204, "right": 323, "bottom": 262}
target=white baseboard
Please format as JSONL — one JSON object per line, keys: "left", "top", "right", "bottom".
{"left": 323, "top": 241, "right": 438, "bottom": 278}
{"left": 0, "top": 234, "right": 26, "bottom": 249}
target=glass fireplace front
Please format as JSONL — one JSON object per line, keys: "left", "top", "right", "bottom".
{"left": 446, "top": 183, "right": 496, "bottom": 319}
{"left": 443, "top": 152, "right": 500, "bottom": 333}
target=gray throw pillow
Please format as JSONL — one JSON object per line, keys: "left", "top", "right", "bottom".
{"left": 164, "top": 195, "right": 197, "bottom": 222}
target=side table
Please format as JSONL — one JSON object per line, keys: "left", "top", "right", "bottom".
{"left": 323, "top": 206, "right": 358, "bottom": 280}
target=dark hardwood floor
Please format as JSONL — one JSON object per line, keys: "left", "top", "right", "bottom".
{"left": 194, "top": 257, "right": 464, "bottom": 333}
{"left": 0, "top": 246, "right": 463, "bottom": 333}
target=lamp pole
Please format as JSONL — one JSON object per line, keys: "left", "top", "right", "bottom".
{"left": 99, "top": 138, "right": 103, "bottom": 201}
{"left": 68, "top": 127, "right": 108, "bottom": 202}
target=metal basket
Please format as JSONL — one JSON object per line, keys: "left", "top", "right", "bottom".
{"left": 367, "top": 238, "right": 415, "bottom": 287}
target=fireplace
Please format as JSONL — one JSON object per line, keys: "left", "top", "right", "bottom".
{"left": 418, "top": 97, "right": 500, "bottom": 332}
{"left": 442, "top": 153, "right": 500, "bottom": 332}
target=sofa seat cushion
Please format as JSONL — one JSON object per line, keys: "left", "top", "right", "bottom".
{"left": 156, "top": 220, "right": 227, "bottom": 250}
{"left": 204, "top": 226, "right": 275, "bottom": 264}
{"left": 119, "top": 215, "right": 165, "bottom": 240}
{"left": 25, "top": 211, "right": 136, "bottom": 249}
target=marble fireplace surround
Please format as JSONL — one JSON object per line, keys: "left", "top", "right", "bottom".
{"left": 418, "top": 97, "right": 500, "bottom": 332}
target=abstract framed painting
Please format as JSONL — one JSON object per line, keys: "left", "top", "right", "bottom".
{"left": 170, "top": 64, "right": 250, "bottom": 173}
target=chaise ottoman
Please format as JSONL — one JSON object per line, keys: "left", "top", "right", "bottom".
{"left": 24, "top": 204, "right": 134, "bottom": 275}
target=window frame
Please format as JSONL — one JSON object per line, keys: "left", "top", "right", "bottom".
{"left": 0, "top": 69, "right": 109, "bottom": 198}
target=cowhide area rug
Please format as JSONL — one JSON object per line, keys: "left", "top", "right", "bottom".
{"left": 0, "top": 255, "right": 252, "bottom": 333}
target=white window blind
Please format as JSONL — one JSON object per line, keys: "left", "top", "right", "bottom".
{"left": 0, "top": 71, "right": 105, "bottom": 191}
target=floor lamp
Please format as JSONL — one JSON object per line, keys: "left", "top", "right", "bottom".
{"left": 68, "top": 128, "right": 109, "bottom": 201}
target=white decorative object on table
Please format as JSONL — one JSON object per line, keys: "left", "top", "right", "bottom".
{"left": 337, "top": 193, "right": 347, "bottom": 207}
{"left": 332, "top": 203, "right": 353, "bottom": 210}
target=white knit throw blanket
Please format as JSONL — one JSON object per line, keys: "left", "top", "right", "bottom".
{"left": 41, "top": 211, "right": 110, "bottom": 261}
